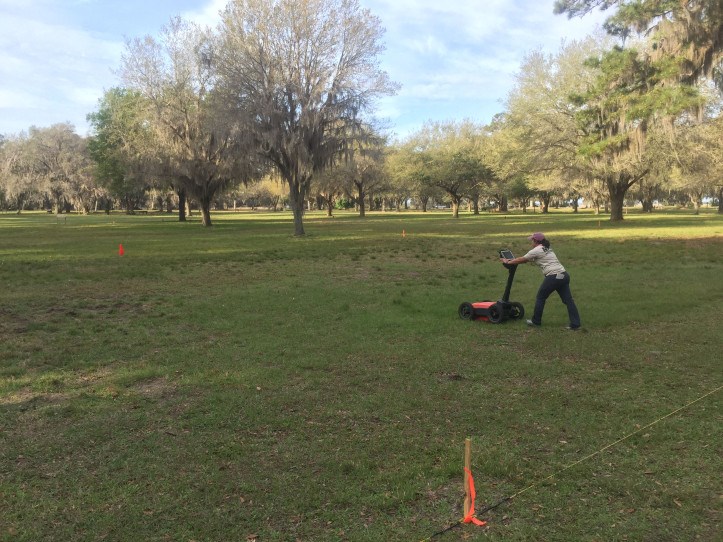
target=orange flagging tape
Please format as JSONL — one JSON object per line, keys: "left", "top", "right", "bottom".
{"left": 463, "top": 468, "right": 487, "bottom": 526}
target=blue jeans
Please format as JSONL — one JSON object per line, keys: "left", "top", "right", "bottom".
{"left": 531, "top": 272, "right": 581, "bottom": 328}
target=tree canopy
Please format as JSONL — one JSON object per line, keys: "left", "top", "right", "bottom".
{"left": 215, "top": 0, "right": 397, "bottom": 235}
{"left": 2, "top": 0, "right": 721, "bottom": 219}
{"left": 120, "top": 17, "right": 257, "bottom": 226}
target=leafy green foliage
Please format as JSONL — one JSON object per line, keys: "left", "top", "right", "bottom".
{"left": 555, "top": 0, "right": 723, "bottom": 85}
{"left": 87, "top": 88, "right": 151, "bottom": 210}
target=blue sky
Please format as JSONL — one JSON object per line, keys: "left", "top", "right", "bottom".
{"left": 0, "top": 0, "right": 607, "bottom": 140}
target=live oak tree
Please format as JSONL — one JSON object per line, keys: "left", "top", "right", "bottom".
{"left": 234, "top": 174, "right": 286, "bottom": 211}
{"left": 483, "top": 119, "right": 521, "bottom": 212}
{"left": 309, "top": 124, "right": 384, "bottom": 216}
{"left": 384, "top": 144, "right": 425, "bottom": 211}
{"left": 407, "top": 123, "right": 460, "bottom": 217}
{"left": 499, "top": 37, "right": 607, "bottom": 212}
{"left": 87, "top": 88, "right": 156, "bottom": 213}
{"left": 504, "top": 175, "right": 536, "bottom": 212}
{"left": 667, "top": 98, "right": 723, "bottom": 213}
{"left": 569, "top": 47, "right": 652, "bottom": 220}
{"left": 216, "top": 0, "right": 396, "bottom": 235}
{"left": 0, "top": 135, "right": 35, "bottom": 212}
{"left": 384, "top": 142, "right": 441, "bottom": 212}
{"left": 5, "top": 121, "right": 133, "bottom": 215}
{"left": 323, "top": 125, "right": 387, "bottom": 217}
{"left": 408, "top": 121, "right": 489, "bottom": 218}
{"left": 312, "top": 165, "right": 345, "bottom": 216}
{"left": 120, "top": 17, "right": 255, "bottom": 227}
{"left": 1, "top": 136, "right": 33, "bottom": 211}
{"left": 555, "top": 0, "right": 723, "bottom": 220}
{"left": 554, "top": 0, "right": 723, "bottom": 86}
{"left": 13, "top": 124, "right": 98, "bottom": 214}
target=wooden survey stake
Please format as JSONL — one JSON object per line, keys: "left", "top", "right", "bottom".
{"left": 463, "top": 437, "right": 471, "bottom": 518}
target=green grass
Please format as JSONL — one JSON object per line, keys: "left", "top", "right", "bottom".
{"left": 1, "top": 208, "right": 721, "bottom": 541}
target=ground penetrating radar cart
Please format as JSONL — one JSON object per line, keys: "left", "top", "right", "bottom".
{"left": 458, "top": 250, "right": 525, "bottom": 323}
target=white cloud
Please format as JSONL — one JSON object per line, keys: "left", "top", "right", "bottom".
{"left": 359, "top": 0, "right": 609, "bottom": 138}
{"left": 182, "top": 0, "right": 227, "bottom": 28}
{"left": 405, "top": 35, "right": 449, "bottom": 56}
{"left": 0, "top": 0, "right": 611, "bottom": 138}
{"left": 0, "top": 7, "right": 123, "bottom": 135}
{"left": 64, "top": 85, "right": 108, "bottom": 108}
{"left": 0, "top": 89, "right": 49, "bottom": 110}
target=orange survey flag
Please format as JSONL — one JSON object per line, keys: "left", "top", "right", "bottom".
{"left": 463, "top": 468, "right": 487, "bottom": 526}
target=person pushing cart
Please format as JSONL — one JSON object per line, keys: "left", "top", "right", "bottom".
{"left": 500, "top": 232, "right": 582, "bottom": 330}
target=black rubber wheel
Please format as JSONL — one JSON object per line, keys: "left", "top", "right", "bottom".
{"left": 488, "top": 303, "right": 504, "bottom": 323}
{"left": 509, "top": 301, "right": 525, "bottom": 320}
{"left": 458, "top": 302, "right": 475, "bottom": 320}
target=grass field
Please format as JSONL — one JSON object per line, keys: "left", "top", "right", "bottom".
{"left": 1, "top": 208, "right": 721, "bottom": 542}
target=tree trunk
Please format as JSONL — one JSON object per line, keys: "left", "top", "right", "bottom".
{"left": 572, "top": 197, "right": 579, "bottom": 213}
{"left": 608, "top": 169, "right": 647, "bottom": 221}
{"left": 420, "top": 195, "right": 429, "bottom": 212}
{"left": 541, "top": 192, "right": 551, "bottom": 213}
{"left": 200, "top": 197, "right": 213, "bottom": 227}
{"left": 451, "top": 196, "right": 460, "bottom": 218}
{"left": 608, "top": 179, "right": 628, "bottom": 221}
{"left": 287, "top": 181, "right": 306, "bottom": 236}
{"left": 356, "top": 183, "right": 366, "bottom": 218}
{"left": 178, "top": 188, "right": 187, "bottom": 222}
{"left": 499, "top": 195, "right": 508, "bottom": 212}
{"left": 593, "top": 196, "right": 601, "bottom": 215}
{"left": 718, "top": 186, "right": 722, "bottom": 214}
{"left": 200, "top": 207, "right": 212, "bottom": 226}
